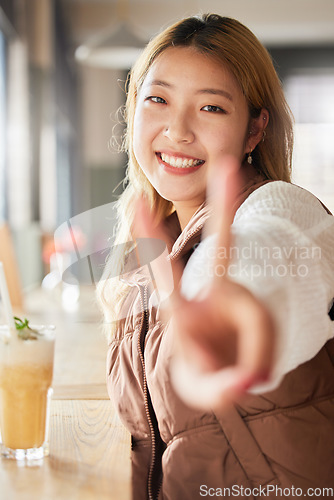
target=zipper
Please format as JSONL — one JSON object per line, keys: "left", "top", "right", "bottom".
{"left": 134, "top": 221, "right": 206, "bottom": 499}
{"left": 168, "top": 223, "right": 204, "bottom": 262}
{"left": 137, "top": 283, "right": 159, "bottom": 500}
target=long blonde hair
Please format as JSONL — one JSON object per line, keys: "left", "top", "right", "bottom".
{"left": 97, "top": 13, "right": 294, "bottom": 341}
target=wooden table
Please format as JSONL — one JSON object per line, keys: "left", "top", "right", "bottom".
{"left": 0, "top": 286, "right": 131, "bottom": 500}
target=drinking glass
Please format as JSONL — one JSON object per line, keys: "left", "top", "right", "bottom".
{"left": 0, "top": 324, "right": 55, "bottom": 460}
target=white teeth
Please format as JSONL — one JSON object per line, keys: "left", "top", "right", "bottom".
{"left": 160, "top": 153, "right": 203, "bottom": 168}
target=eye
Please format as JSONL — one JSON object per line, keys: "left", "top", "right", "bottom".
{"left": 201, "top": 105, "right": 226, "bottom": 113}
{"left": 146, "top": 96, "right": 166, "bottom": 104}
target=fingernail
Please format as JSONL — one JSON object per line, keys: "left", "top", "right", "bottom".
{"left": 238, "top": 370, "right": 270, "bottom": 392}
{"left": 256, "top": 370, "right": 271, "bottom": 383}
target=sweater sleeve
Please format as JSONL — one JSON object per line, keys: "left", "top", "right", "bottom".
{"left": 180, "top": 181, "right": 334, "bottom": 393}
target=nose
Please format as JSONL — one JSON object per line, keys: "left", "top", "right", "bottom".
{"left": 163, "top": 111, "right": 195, "bottom": 144}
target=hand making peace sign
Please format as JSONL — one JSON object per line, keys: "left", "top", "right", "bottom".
{"left": 134, "top": 156, "right": 276, "bottom": 410}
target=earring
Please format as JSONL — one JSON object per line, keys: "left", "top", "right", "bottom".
{"left": 262, "top": 130, "right": 266, "bottom": 142}
{"left": 247, "top": 149, "right": 253, "bottom": 164}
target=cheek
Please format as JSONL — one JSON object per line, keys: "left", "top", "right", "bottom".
{"left": 208, "top": 129, "right": 245, "bottom": 160}
{"left": 133, "top": 108, "right": 157, "bottom": 151}
{"left": 215, "top": 119, "right": 249, "bottom": 157}
{"left": 133, "top": 109, "right": 142, "bottom": 144}
{"left": 133, "top": 111, "right": 147, "bottom": 162}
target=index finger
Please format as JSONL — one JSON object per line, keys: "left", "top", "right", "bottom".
{"left": 204, "top": 155, "right": 242, "bottom": 283}
{"left": 234, "top": 293, "right": 276, "bottom": 386}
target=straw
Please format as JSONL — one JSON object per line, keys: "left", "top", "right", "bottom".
{"left": 0, "top": 262, "right": 15, "bottom": 332}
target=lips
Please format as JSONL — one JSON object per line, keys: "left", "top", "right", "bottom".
{"left": 157, "top": 152, "right": 205, "bottom": 169}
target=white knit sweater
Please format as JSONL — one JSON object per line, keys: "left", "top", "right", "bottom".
{"left": 180, "top": 181, "right": 334, "bottom": 396}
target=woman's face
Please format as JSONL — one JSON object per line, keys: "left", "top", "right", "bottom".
{"left": 133, "top": 46, "right": 252, "bottom": 216}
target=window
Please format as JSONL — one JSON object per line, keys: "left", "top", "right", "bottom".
{"left": 0, "top": 30, "right": 6, "bottom": 222}
{"left": 285, "top": 71, "right": 334, "bottom": 212}
{"left": 269, "top": 46, "right": 334, "bottom": 212}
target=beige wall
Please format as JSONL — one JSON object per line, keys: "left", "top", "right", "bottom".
{"left": 64, "top": 0, "right": 334, "bottom": 47}
{"left": 80, "top": 65, "right": 126, "bottom": 169}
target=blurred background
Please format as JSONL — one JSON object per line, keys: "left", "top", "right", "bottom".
{"left": 0, "top": 0, "right": 334, "bottom": 298}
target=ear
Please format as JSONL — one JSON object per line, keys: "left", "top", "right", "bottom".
{"left": 245, "top": 108, "right": 269, "bottom": 154}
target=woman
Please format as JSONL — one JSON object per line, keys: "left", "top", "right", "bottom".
{"left": 98, "top": 14, "right": 334, "bottom": 499}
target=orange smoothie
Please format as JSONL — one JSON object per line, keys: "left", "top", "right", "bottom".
{"left": 0, "top": 362, "right": 53, "bottom": 449}
{"left": 0, "top": 327, "right": 55, "bottom": 455}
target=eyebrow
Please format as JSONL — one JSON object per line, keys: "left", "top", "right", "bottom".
{"left": 197, "top": 88, "right": 233, "bottom": 101}
{"left": 148, "top": 79, "right": 172, "bottom": 88}
{"left": 146, "top": 79, "right": 233, "bottom": 101}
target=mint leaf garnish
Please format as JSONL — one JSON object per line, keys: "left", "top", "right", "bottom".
{"left": 14, "top": 316, "right": 39, "bottom": 340}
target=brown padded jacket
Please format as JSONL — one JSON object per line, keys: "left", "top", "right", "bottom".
{"left": 106, "top": 182, "right": 334, "bottom": 500}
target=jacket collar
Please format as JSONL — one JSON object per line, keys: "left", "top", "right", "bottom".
{"left": 168, "top": 203, "right": 211, "bottom": 261}
{"left": 167, "top": 173, "right": 268, "bottom": 261}
{"left": 123, "top": 174, "right": 268, "bottom": 287}
{"left": 121, "top": 204, "right": 210, "bottom": 287}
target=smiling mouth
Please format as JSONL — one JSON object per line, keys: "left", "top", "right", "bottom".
{"left": 157, "top": 152, "right": 205, "bottom": 168}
